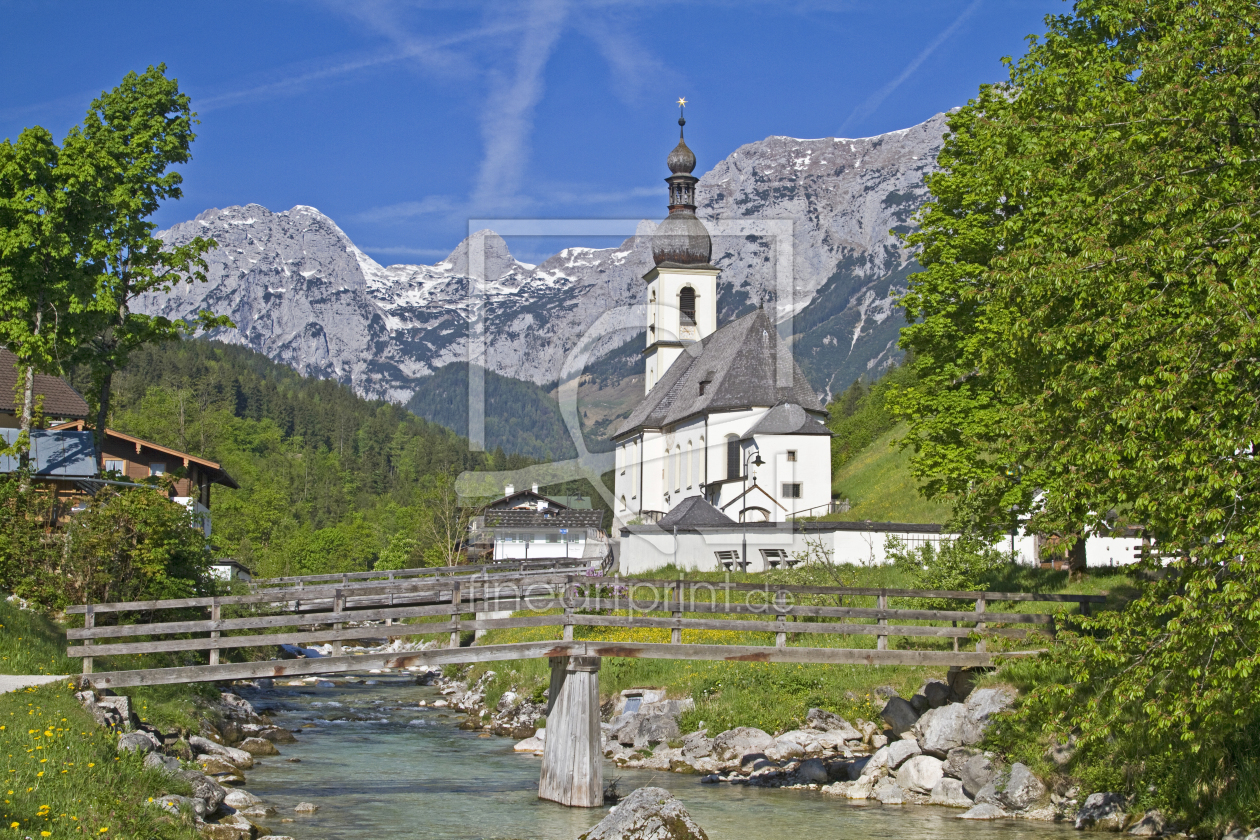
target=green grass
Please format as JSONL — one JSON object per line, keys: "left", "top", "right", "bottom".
{"left": 0, "top": 599, "right": 77, "bottom": 676}
{"left": 825, "top": 423, "right": 953, "bottom": 524}
{"left": 0, "top": 682, "right": 200, "bottom": 840}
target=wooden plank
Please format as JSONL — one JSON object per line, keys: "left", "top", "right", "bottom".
{"left": 83, "top": 639, "right": 1032, "bottom": 688}
{"left": 208, "top": 601, "right": 220, "bottom": 666}
{"left": 82, "top": 607, "right": 94, "bottom": 675}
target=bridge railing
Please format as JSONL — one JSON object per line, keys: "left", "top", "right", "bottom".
{"left": 63, "top": 574, "right": 1107, "bottom": 687}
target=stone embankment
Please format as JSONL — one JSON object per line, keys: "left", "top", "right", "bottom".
{"left": 78, "top": 684, "right": 302, "bottom": 840}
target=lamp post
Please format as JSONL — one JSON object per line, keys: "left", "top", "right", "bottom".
{"left": 740, "top": 448, "right": 766, "bottom": 573}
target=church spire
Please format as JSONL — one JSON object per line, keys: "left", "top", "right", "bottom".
{"left": 652, "top": 99, "right": 711, "bottom": 267}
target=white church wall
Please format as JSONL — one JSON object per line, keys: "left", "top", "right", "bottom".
{"left": 749, "top": 433, "right": 831, "bottom": 521}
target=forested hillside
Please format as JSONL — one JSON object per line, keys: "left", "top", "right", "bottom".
{"left": 80, "top": 340, "right": 534, "bottom": 578}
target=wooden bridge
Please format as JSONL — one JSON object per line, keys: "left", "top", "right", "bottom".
{"left": 65, "top": 560, "right": 1104, "bottom": 808}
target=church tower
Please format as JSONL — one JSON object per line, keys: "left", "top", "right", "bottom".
{"left": 644, "top": 107, "right": 719, "bottom": 395}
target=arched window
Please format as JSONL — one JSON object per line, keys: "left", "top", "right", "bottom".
{"left": 675, "top": 445, "right": 683, "bottom": 492}
{"left": 679, "top": 286, "right": 696, "bottom": 325}
{"left": 620, "top": 495, "right": 627, "bottom": 511}
{"left": 686, "top": 440, "right": 694, "bottom": 489}
{"left": 726, "top": 435, "right": 740, "bottom": 480}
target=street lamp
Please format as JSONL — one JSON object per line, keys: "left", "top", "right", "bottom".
{"left": 740, "top": 449, "right": 766, "bottom": 573}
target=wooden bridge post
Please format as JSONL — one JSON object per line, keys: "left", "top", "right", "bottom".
{"left": 672, "top": 582, "right": 683, "bottom": 645}
{"left": 974, "top": 595, "right": 987, "bottom": 653}
{"left": 450, "top": 582, "right": 462, "bottom": 649}
{"left": 331, "top": 588, "right": 345, "bottom": 657}
{"left": 82, "top": 606, "right": 94, "bottom": 675}
{"left": 209, "top": 599, "right": 221, "bottom": 666}
{"left": 539, "top": 655, "right": 602, "bottom": 808}
{"left": 774, "top": 589, "right": 787, "bottom": 648}
{"left": 877, "top": 590, "right": 888, "bottom": 651}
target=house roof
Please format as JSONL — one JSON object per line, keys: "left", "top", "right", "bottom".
{"left": 0, "top": 429, "right": 97, "bottom": 477}
{"left": 0, "top": 350, "right": 90, "bottom": 420}
{"left": 656, "top": 496, "right": 737, "bottom": 528}
{"left": 481, "top": 508, "right": 605, "bottom": 530}
{"left": 746, "top": 403, "right": 832, "bottom": 436}
{"left": 614, "top": 309, "right": 824, "bottom": 439}
{"left": 52, "top": 422, "right": 240, "bottom": 490}
{"left": 484, "top": 489, "right": 571, "bottom": 512}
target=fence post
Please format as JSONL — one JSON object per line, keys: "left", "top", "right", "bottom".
{"left": 975, "top": 595, "right": 987, "bottom": 652}
{"left": 671, "top": 581, "right": 682, "bottom": 645}
{"left": 563, "top": 576, "right": 575, "bottom": 642}
{"left": 82, "top": 606, "right": 94, "bottom": 675}
{"left": 332, "top": 588, "right": 345, "bottom": 657}
{"left": 450, "top": 581, "right": 462, "bottom": 649}
{"left": 877, "top": 590, "right": 888, "bottom": 651}
{"left": 775, "top": 589, "right": 787, "bottom": 649}
{"left": 209, "top": 599, "right": 221, "bottom": 666}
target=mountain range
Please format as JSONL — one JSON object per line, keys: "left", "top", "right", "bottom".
{"left": 137, "top": 111, "right": 951, "bottom": 457}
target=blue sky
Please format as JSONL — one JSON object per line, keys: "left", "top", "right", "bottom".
{"left": 1, "top": 1, "right": 1054, "bottom": 265}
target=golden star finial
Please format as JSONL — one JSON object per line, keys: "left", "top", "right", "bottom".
{"left": 677, "top": 97, "right": 687, "bottom": 108}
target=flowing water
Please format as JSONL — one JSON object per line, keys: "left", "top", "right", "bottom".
{"left": 239, "top": 676, "right": 1077, "bottom": 840}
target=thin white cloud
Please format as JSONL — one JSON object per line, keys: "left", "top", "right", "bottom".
{"left": 472, "top": 0, "right": 570, "bottom": 211}
{"left": 351, "top": 196, "right": 457, "bottom": 223}
{"left": 837, "top": 0, "right": 982, "bottom": 135}
{"left": 361, "top": 245, "right": 452, "bottom": 258}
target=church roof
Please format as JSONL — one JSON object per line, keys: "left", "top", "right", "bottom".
{"left": 614, "top": 308, "right": 824, "bottom": 438}
{"left": 656, "top": 496, "right": 737, "bottom": 528}
{"left": 746, "top": 403, "right": 832, "bottom": 436}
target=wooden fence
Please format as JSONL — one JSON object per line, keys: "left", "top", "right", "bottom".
{"left": 65, "top": 574, "right": 1107, "bottom": 689}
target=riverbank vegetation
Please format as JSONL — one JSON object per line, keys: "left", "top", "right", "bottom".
{"left": 889, "top": 0, "right": 1260, "bottom": 831}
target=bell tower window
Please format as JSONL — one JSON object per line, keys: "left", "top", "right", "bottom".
{"left": 679, "top": 287, "right": 696, "bottom": 326}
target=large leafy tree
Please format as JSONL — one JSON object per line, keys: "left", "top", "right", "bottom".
{"left": 72, "top": 64, "right": 226, "bottom": 453}
{"left": 892, "top": 0, "right": 1260, "bottom": 825}
{"left": 0, "top": 128, "right": 94, "bottom": 457}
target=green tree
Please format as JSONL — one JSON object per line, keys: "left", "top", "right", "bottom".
{"left": 0, "top": 128, "right": 93, "bottom": 461}
{"left": 73, "top": 64, "right": 228, "bottom": 454}
{"left": 892, "top": 0, "right": 1260, "bottom": 827}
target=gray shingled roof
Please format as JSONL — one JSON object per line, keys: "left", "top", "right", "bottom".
{"left": 746, "top": 403, "right": 832, "bottom": 436}
{"left": 482, "top": 509, "right": 605, "bottom": 530}
{"left": 656, "top": 496, "right": 737, "bottom": 528}
{"left": 0, "top": 350, "right": 89, "bottom": 420}
{"left": 614, "top": 308, "right": 824, "bottom": 438}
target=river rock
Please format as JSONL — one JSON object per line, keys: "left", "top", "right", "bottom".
{"left": 515, "top": 735, "right": 546, "bottom": 754}
{"left": 196, "top": 822, "right": 251, "bottom": 840}
{"left": 805, "top": 709, "right": 861, "bottom": 742}
{"left": 963, "top": 689, "right": 1014, "bottom": 738}
{"left": 922, "top": 680, "right": 951, "bottom": 709}
{"left": 712, "top": 727, "right": 773, "bottom": 762}
{"left": 861, "top": 746, "right": 891, "bottom": 777}
{"left": 118, "top": 731, "right": 158, "bottom": 753}
{"left": 896, "top": 755, "right": 944, "bottom": 793}
{"left": 797, "top": 758, "right": 829, "bottom": 784}
{"left": 1075, "top": 792, "right": 1128, "bottom": 831}
{"left": 766, "top": 736, "right": 805, "bottom": 761}
{"left": 682, "top": 731, "right": 712, "bottom": 758}
{"left": 578, "top": 786, "right": 707, "bottom": 840}
{"left": 254, "top": 726, "right": 297, "bottom": 744}
{"left": 293, "top": 802, "right": 319, "bottom": 814}
{"left": 929, "top": 778, "right": 973, "bottom": 807}
{"left": 179, "top": 769, "right": 226, "bottom": 813}
{"left": 959, "top": 803, "right": 1009, "bottom": 820}
{"left": 198, "top": 755, "right": 244, "bottom": 777}
{"left": 144, "top": 752, "right": 181, "bottom": 774}
{"left": 223, "top": 790, "right": 262, "bottom": 809}
{"left": 873, "top": 778, "right": 905, "bottom": 805}
{"left": 943, "top": 747, "right": 982, "bottom": 779}
{"left": 638, "top": 714, "right": 680, "bottom": 746}
{"left": 238, "top": 737, "right": 280, "bottom": 756}
{"left": 1127, "top": 810, "right": 1167, "bottom": 836}
{"left": 960, "top": 754, "right": 996, "bottom": 799}
{"left": 998, "top": 763, "right": 1048, "bottom": 811}
{"left": 96, "top": 695, "right": 139, "bottom": 731}
{"left": 914, "top": 703, "right": 970, "bottom": 756}
{"left": 237, "top": 804, "right": 277, "bottom": 818}
{"left": 846, "top": 775, "right": 875, "bottom": 799}
{"left": 887, "top": 738, "right": 922, "bottom": 769}
{"left": 154, "top": 794, "right": 195, "bottom": 816}
{"left": 880, "top": 697, "right": 920, "bottom": 735}
{"left": 190, "top": 735, "right": 255, "bottom": 769}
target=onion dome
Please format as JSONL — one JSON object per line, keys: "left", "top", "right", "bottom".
{"left": 652, "top": 110, "right": 712, "bottom": 268}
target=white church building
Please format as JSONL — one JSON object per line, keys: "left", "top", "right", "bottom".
{"left": 612, "top": 116, "right": 833, "bottom": 527}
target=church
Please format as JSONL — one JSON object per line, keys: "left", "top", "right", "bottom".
{"left": 612, "top": 116, "right": 833, "bottom": 526}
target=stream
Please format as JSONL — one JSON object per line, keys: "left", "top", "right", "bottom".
{"left": 237, "top": 675, "right": 1078, "bottom": 840}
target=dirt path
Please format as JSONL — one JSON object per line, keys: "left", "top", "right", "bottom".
{"left": 0, "top": 674, "right": 71, "bottom": 693}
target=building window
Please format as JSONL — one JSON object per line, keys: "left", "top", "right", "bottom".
{"left": 149, "top": 462, "right": 166, "bottom": 476}
{"left": 726, "top": 436, "right": 740, "bottom": 480}
{"left": 104, "top": 459, "right": 125, "bottom": 474}
{"left": 679, "top": 286, "right": 696, "bottom": 325}
{"left": 782, "top": 482, "right": 803, "bottom": 499}
{"left": 787, "top": 450, "right": 797, "bottom": 462}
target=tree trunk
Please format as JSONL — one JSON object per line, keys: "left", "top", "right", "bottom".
{"left": 93, "top": 368, "right": 113, "bottom": 462}
{"left": 1068, "top": 531, "right": 1088, "bottom": 575}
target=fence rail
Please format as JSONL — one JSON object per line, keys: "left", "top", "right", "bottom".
{"left": 65, "top": 574, "right": 1107, "bottom": 687}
